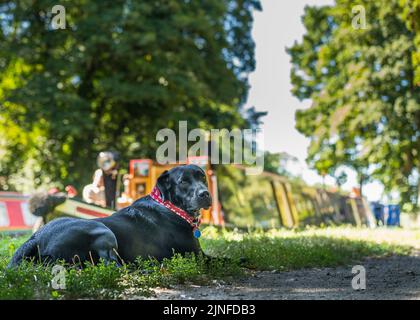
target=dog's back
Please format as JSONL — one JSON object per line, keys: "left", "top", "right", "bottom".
{"left": 8, "top": 218, "right": 119, "bottom": 267}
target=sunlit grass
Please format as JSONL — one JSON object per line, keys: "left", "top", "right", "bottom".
{"left": 202, "top": 226, "right": 416, "bottom": 271}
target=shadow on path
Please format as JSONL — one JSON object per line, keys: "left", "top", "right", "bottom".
{"left": 150, "top": 253, "right": 420, "bottom": 300}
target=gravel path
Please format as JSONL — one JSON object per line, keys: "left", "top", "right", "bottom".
{"left": 149, "top": 252, "right": 420, "bottom": 300}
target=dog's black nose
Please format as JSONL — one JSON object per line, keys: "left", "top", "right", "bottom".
{"left": 198, "top": 190, "right": 210, "bottom": 199}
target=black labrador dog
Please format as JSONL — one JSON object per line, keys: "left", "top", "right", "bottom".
{"left": 8, "top": 164, "right": 212, "bottom": 267}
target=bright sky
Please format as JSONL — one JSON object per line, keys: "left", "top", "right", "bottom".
{"left": 245, "top": 0, "right": 384, "bottom": 201}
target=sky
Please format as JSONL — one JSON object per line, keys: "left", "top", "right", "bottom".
{"left": 244, "top": 0, "right": 385, "bottom": 202}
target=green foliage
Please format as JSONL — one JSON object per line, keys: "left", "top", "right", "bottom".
{"left": 216, "top": 165, "right": 281, "bottom": 228}
{"left": 401, "top": 0, "right": 420, "bottom": 85}
{"left": 263, "top": 151, "right": 302, "bottom": 179}
{"left": 0, "top": 0, "right": 261, "bottom": 191}
{"left": 288, "top": 0, "right": 420, "bottom": 209}
{"left": 263, "top": 151, "right": 281, "bottom": 174}
{"left": 203, "top": 228, "right": 411, "bottom": 270}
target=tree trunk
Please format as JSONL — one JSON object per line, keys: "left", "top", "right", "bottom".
{"left": 358, "top": 175, "right": 364, "bottom": 197}
{"left": 417, "top": 175, "right": 420, "bottom": 214}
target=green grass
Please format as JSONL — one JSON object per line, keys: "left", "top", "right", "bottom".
{"left": 201, "top": 226, "right": 416, "bottom": 270}
{"left": 0, "top": 226, "right": 418, "bottom": 299}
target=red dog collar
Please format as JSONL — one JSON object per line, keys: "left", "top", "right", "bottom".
{"left": 150, "top": 186, "right": 201, "bottom": 238}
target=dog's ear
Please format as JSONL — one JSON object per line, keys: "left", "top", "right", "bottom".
{"left": 156, "top": 170, "right": 170, "bottom": 201}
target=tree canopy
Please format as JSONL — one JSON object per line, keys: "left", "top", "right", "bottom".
{"left": 401, "top": 0, "right": 420, "bottom": 85}
{"left": 0, "top": 0, "right": 261, "bottom": 191}
{"left": 288, "top": 0, "right": 420, "bottom": 210}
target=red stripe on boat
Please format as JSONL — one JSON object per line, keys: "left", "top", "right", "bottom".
{"left": 76, "top": 206, "right": 109, "bottom": 218}
{"left": 6, "top": 201, "right": 24, "bottom": 227}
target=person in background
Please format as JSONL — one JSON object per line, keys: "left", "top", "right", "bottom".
{"left": 83, "top": 151, "right": 120, "bottom": 209}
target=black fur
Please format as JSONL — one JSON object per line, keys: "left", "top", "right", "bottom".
{"left": 8, "top": 165, "right": 212, "bottom": 267}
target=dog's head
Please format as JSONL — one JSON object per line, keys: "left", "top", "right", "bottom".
{"left": 156, "top": 164, "right": 212, "bottom": 218}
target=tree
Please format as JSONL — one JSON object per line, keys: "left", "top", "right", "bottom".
{"left": 263, "top": 151, "right": 281, "bottom": 175}
{"left": 333, "top": 169, "right": 348, "bottom": 188}
{"left": 401, "top": 0, "right": 420, "bottom": 85}
{"left": 287, "top": 0, "right": 420, "bottom": 211}
{"left": 263, "top": 151, "right": 303, "bottom": 181}
{"left": 0, "top": 0, "right": 261, "bottom": 191}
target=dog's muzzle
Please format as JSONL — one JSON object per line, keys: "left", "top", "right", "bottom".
{"left": 197, "top": 190, "right": 212, "bottom": 209}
